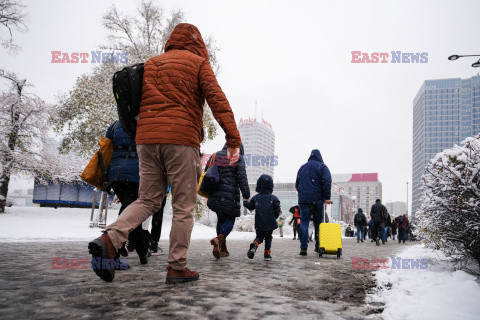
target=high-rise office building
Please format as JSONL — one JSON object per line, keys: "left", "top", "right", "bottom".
{"left": 332, "top": 173, "right": 382, "bottom": 217}
{"left": 238, "top": 117, "right": 275, "bottom": 183}
{"left": 412, "top": 76, "right": 480, "bottom": 220}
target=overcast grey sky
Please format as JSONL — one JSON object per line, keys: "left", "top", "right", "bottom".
{"left": 2, "top": 0, "right": 480, "bottom": 209}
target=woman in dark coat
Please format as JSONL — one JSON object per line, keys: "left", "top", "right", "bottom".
{"left": 105, "top": 121, "right": 149, "bottom": 264}
{"left": 206, "top": 144, "right": 250, "bottom": 259}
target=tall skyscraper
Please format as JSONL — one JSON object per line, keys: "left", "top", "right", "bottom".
{"left": 238, "top": 117, "right": 275, "bottom": 184}
{"left": 412, "top": 75, "right": 480, "bottom": 220}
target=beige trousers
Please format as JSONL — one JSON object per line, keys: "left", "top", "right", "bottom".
{"left": 105, "top": 143, "right": 201, "bottom": 270}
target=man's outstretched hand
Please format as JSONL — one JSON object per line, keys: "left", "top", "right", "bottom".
{"left": 325, "top": 200, "right": 332, "bottom": 204}
{"left": 227, "top": 147, "right": 240, "bottom": 165}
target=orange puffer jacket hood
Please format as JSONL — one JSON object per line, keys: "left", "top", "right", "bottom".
{"left": 164, "top": 23, "right": 209, "bottom": 61}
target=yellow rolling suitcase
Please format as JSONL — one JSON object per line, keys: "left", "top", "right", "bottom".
{"left": 318, "top": 203, "right": 342, "bottom": 258}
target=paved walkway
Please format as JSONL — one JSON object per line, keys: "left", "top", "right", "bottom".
{"left": 0, "top": 237, "right": 412, "bottom": 319}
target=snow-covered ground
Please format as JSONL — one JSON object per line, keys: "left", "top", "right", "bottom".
{"left": 367, "top": 244, "right": 480, "bottom": 320}
{"left": 0, "top": 206, "right": 255, "bottom": 242}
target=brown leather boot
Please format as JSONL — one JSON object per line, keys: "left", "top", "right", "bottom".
{"left": 166, "top": 266, "right": 199, "bottom": 284}
{"left": 88, "top": 233, "right": 117, "bottom": 282}
{"left": 210, "top": 234, "right": 225, "bottom": 259}
{"left": 220, "top": 238, "right": 230, "bottom": 257}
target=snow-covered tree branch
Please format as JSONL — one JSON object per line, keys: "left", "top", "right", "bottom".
{"left": 0, "top": 0, "right": 28, "bottom": 52}
{"left": 53, "top": 0, "right": 219, "bottom": 157}
{"left": 0, "top": 71, "right": 51, "bottom": 212}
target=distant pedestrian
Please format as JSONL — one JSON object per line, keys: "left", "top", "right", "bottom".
{"left": 406, "top": 222, "right": 417, "bottom": 241}
{"left": 354, "top": 208, "right": 367, "bottom": 243}
{"left": 370, "top": 199, "right": 388, "bottom": 246}
{"left": 382, "top": 211, "right": 391, "bottom": 244}
{"left": 368, "top": 219, "right": 374, "bottom": 240}
{"left": 396, "top": 214, "right": 409, "bottom": 244}
{"left": 345, "top": 225, "right": 354, "bottom": 237}
{"left": 289, "top": 206, "right": 301, "bottom": 240}
{"left": 391, "top": 220, "right": 397, "bottom": 240}
{"left": 295, "top": 149, "right": 332, "bottom": 255}
{"left": 277, "top": 212, "right": 285, "bottom": 237}
{"left": 244, "top": 175, "right": 281, "bottom": 261}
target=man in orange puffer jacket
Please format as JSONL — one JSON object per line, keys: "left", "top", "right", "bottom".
{"left": 89, "top": 23, "right": 242, "bottom": 284}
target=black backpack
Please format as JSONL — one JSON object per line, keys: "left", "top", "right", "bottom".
{"left": 112, "top": 63, "right": 144, "bottom": 137}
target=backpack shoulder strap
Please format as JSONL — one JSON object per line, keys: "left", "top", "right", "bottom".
{"left": 206, "top": 152, "right": 216, "bottom": 171}
{"left": 107, "top": 121, "right": 119, "bottom": 140}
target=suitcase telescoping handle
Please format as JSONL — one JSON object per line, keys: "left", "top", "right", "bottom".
{"left": 324, "top": 202, "right": 328, "bottom": 224}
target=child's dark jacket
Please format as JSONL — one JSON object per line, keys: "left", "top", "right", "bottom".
{"left": 243, "top": 175, "right": 281, "bottom": 231}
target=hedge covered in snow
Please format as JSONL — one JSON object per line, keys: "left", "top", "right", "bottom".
{"left": 417, "top": 134, "right": 480, "bottom": 272}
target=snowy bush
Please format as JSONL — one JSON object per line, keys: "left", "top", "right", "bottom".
{"left": 196, "top": 210, "right": 217, "bottom": 228}
{"left": 417, "top": 134, "right": 480, "bottom": 271}
{"left": 195, "top": 197, "right": 209, "bottom": 221}
{"left": 235, "top": 214, "right": 255, "bottom": 232}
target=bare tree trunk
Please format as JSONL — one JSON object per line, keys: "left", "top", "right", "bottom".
{"left": 0, "top": 111, "right": 20, "bottom": 213}
{"left": 0, "top": 166, "right": 11, "bottom": 213}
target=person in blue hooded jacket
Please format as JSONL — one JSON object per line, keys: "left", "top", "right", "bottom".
{"left": 295, "top": 149, "right": 332, "bottom": 256}
{"left": 105, "top": 121, "right": 149, "bottom": 264}
{"left": 244, "top": 174, "right": 281, "bottom": 261}
{"left": 107, "top": 122, "right": 170, "bottom": 258}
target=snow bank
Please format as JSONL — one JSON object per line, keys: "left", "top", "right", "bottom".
{"left": 367, "top": 244, "right": 480, "bottom": 320}
{"left": 0, "top": 206, "right": 254, "bottom": 242}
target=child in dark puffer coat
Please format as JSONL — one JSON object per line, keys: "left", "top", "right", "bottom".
{"left": 243, "top": 174, "right": 281, "bottom": 261}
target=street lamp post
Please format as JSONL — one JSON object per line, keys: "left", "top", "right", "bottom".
{"left": 448, "top": 54, "right": 480, "bottom": 68}
{"left": 406, "top": 182, "right": 409, "bottom": 218}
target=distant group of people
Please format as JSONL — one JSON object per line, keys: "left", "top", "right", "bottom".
{"left": 352, "top": 199, "right": 411, "bottom": 245}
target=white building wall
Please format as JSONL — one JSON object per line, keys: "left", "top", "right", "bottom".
{"left": 334, "top": 181, "right": 382, "bottom": 217}
{"left": 238, "top": 118, "right": 275, "bottom": 184}
{"left": 385, "top": 201, "right": 407, "bottom": 218}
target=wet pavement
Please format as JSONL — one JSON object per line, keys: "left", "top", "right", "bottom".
{"left": 0, "top": 237, "right": 413, "bottom": 319}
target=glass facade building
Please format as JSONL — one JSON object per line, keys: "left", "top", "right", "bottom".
{"left": 412, "top": 76, "right": 480, "bottom": 220}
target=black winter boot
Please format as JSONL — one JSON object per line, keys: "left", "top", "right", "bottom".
{"left": 247, "top": 242, "right": 258, "bottom": 259}
{"left": 264, "top": 250, "right": 272, "bottom": 261}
